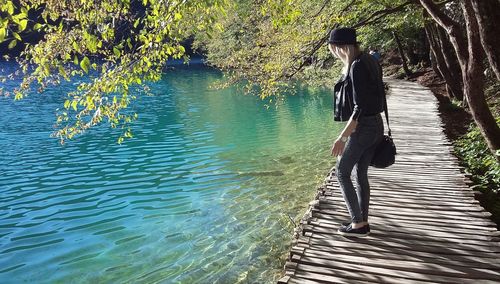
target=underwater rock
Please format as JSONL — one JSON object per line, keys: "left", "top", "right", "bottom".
{"left": 277, "top": 156, "right": 294, "bottom": 164}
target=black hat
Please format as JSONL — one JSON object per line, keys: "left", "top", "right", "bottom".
{"left": 328, "top": 27, "right": 360, "bottom": 45}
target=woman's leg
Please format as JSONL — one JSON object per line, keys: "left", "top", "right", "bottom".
{"left": 336, "top": 138, "right": 365, "bottom": 224}
{"left": 354, "top": 145, "right": 376, "bottom": 222}
{"left": 354, "top": 116, "right": 384, "bottom": 222}
{"left": 337, "top": 115, "right": 383, "bottom": 225}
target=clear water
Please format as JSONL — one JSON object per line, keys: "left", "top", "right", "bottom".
{"left": 0, "top": 63, "right": 341, "bottom": 283}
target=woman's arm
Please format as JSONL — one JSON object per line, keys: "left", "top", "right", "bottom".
{"left": 331, "top": 58, "right": 372, "bottom": 157}
{"left": 331, "top": 115, "right": 358, "bottom": 157}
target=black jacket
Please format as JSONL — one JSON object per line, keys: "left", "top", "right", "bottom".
{"left": 333, "top": 53, "right": 385, "bottom": 121}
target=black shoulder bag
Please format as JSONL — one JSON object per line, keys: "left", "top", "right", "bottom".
{"left": 370, "top": 84, "right": 397, "bottom": 168}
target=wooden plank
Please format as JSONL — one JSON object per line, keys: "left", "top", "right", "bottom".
{"left": 312, "top": 212, "right": 498, "bottom": 232}
{"left": 320, "top": 196, "right": 482, "bottom": 209}
{"left": 324, "top": 187, "right": 477, "bottom": 198}
{"left": 311, "top": 209, "right": 497, "bottom": 227}
{"left": 293, "top": 251, "right": 500, "bottom": 279}
{"left": 277, "top": 276, "right": 291, "bottom": 284}
{"left": 324, "top": 189, "right": 477, "bottom": 200}
{"left": 306, "top": 221, "right": 498, "bottom": 241}
{"left": 302, "top": 225, "right": 500, "bottom": 249}
{"left": 311, "top": 206, "right": 483, "bottom": 223}
{"left": 296, "top": 236, "right": 500, "bottom": 259}
{"left": 325, "top": 183, "right": 475, "bottom": 192}
{"left": 309, "top": 219, "right": 500, "bottom": 238}
{"left": 318, "top": 199, "right": 487, "bottom": 214}
{"left": 288, "top": 276, "right": 331, "bottom": 284}
{"left": 294, "top": 245, "right": 500, "bottom": 269}
{"left": 321, "top": 193, "right": 479, "bottom": 204}
{"left": 317, "top": 205, "right": 488, "bottom": 219}
{"left": 305, "top": 236, "right": 500, "bottom": 259}
{"left": 285, "top": 267, "right": 380, "bottom": 284}
{"left": 287, "top": 265, "right": 426, "bottom": 284}
{"left": 290, "top": 259, "right": 497, "bottom": 284}
{"left": 323, "top": 205, "right": 492, "bottom": 219}
{"left": 312, "top": 212, "right": 498, "bottom": 231}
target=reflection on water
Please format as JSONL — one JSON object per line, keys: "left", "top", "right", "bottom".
{"left": 0, "top": 63, "right": 341, "bottom": 283}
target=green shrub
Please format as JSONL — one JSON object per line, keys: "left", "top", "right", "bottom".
{"left": 454, "top": 118, "right": 500, "bottom": 192}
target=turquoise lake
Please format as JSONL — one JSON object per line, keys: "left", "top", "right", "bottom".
{"left": 0, "top": 62, "right": 342, "bottom": 283}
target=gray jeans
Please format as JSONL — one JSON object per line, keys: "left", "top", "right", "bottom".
{"left": 336, "top": 114, "right": 384, "bottom": 223}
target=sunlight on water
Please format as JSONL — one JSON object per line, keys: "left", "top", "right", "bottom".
{"left": 0, "top": 63, "right": 342, "bottom": 283}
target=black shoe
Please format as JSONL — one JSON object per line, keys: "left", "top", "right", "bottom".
{"left": 340, "top": 222, "right": 370, "bottom": 233}
{"left": 338, "top": 224, "right": 370, "bottom": 237}
{"left": 340, "top": 221, "right": 350, "bottom": 228}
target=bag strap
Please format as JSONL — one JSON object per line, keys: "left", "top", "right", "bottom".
{"left": 382, "top": 87, "right": 392, "bottom": 137}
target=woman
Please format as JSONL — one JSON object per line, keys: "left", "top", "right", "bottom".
{"left": 328, "top": 27, "right": 385, "bottom": 237}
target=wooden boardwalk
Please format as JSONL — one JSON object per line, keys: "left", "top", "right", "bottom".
{"left": 278, "top": 80, "right": 500, "bottom": 284}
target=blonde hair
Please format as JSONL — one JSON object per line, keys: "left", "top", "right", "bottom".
{"left": 329, "top": 43, "right": 361, "bottom": 75}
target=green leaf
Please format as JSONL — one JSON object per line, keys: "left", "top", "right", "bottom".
{"left": 113, "top": 47, "right": 120, "bottom": 57}
{"left": 12, "top": 32, "right": 21, "bottom": 41}
{"left": 7, "top": 2, "right": 14, "bottom": 15}
{"left": 14, "top": 91, "right": 23, "bottom": 100}
{"left": 80, "top": 56, "right": 90, "bottom": 73}
{"left": 58, "top": 65, "right": 68, "bottom": 79}
{"left": 8, "top": 39, "right": 17, "bottom": 49}
{"left": 0, "top": 28, "right": 5, "bottom": 42}
{"left": 71, "top": 100, "right": 77, "bottom": 111}
{"left": 18, "top": 19, "right": 28, "bottom": 32}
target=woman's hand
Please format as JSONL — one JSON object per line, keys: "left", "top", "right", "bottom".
{"left": 331, "top": 138, "right": 347, "bottom": 157}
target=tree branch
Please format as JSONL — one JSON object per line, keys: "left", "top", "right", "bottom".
{"left": 284, "top": 0, "right": 413, "bottom": 80}
{"left": 283, "top": 0, "right": 355, "bottom": 79}
{"left": 418, "top": 0, "right": 457, "bottom": 32}
{"left": 311, "top": 0, "right": 331, "bottom": 19}
{"left": 353, "top": 1, "right": 413, "bottom": 28}
{"left": 418, "top": 0, "right": 468, "bottom": 67}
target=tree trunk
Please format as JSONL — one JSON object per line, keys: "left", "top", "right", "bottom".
{"left": 424, "top": 23, "right": 462, "bottom": 100}
{"left": 420, "top": 28, "right": 432, "bottom": 67}
{"left": 419, "top": 0, "right": 500, "bottom": 157}
{"left": 392, "top": 31, "right": 412, "bottom": 77}
{"left": 471, "top": 0, "right": 500, "bottom": 81}
{"left": 464, "top": 71, "right": 500, "bottom": 152}
{"left": 460, "top": 0, "right": 500, "bottom": 154}
{"left": 435, "top": 24, "right": 464, "bottom": 101}
{"left": 428, "top": 48, "right": 441, "bottom": 79}
{"left": 425, "top": 24, "right": 445, "bottom": 77}
{"left": 406, "top": 43, "right": 419, "bottom": 66}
